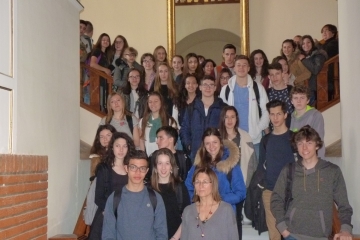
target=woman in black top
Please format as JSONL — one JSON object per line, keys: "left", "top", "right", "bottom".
{"left": 88, "top": 132, "right": 136, "bottom": 240}
{"left": 151, "top": 148, "right": 190, "bottom": 239}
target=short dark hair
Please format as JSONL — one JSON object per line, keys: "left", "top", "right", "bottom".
{"left": 266, "top": 100, "right": 287, "bottom": 114}
{"left": 85, "top": 21, "right": 93, "bottom": 33}
{"left": 128, "top": 150, "right": 148, "bottom": 164}
{"left": 290, "top": 85, "right": 310, "bottom": 100}
{"left": 223, "top": 44, "right": 236, "bottom": 53}
{"left": 80, "top": 19, "right": 87, "bottom": 25}
{"left": 292, "top": 125, "right": 323, "bottom": 150}
{"left": 201, "top": 59, "right": 217, "bottom": 69}
{"left": 201, "top": 75, "right": 216, "bottom": 84}
{"left": 156, "top": 126, "right": 178, "bottom": 144}
{"left": 321, "top": 24, "right": 338, "bottom": 37}
{"left": 235, "top": 55, "right": 250, "bottom": 65}
{"left": 268, "top": 62, "right": 283, "bottom": 72}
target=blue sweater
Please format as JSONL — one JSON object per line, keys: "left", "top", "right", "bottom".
{"left": 102, "top": 186, "right": 168, "bottom": 240}
{"left": 179, "top": 97, "right": 227, "bottom": 161}
{"left": 185, "top": 144, "right": 246, "bottom": 211}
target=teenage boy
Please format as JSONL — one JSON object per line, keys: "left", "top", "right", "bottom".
{"left": 271, "top": 126, "right": 353, "bottom": 240}
{"left": 289, "top": 85, "right": 325, "bottom": 158}
{"left": 102, "top": 150, "right": 168, "bottom": 240}
{"left": 267, "top": 63, "right": 294, "bottom": 128}
{"left": 258, "top": 100, "right": 296, "bottom": 240}
{"left": 180, "top": 75, "right": 227, "bottom": 162}
{"left": 216, "top": 44, "right": 237, "bottom": 75}
{"left": 220, "top": 55, "right": 269, "bottom": 159}
{"left": 147, "top": 126, "right": 191, "bottom": 181}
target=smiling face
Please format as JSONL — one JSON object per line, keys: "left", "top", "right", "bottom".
{"left": 254, "top": 53, "right": 264, "bottom": 68}
{"left": 172, "top": 56, "right": 183, "bottom": 72}
{"left": 99, "top": 129, "right": 113, "bottom": 148}
{"left": 128, "top": 70, "right": 140, "bottom": 89}
{"left": 185, "top": 76, "right": 198, "bottom": 94}
{"left": 234, "top": 59, "right": 250, "bottom": 78}
{"left": 148, "top": 95, "right": 161, "bottom": 114}
{"left": 278, "top": 59, "right": 289, "bottom": 74}
{"left": 302, "top": 38, "right": 313, "bottom": 54}
{"left": 113, "top": 138, "right": 128, "bottom": 161}
{"left": 156, "top": 154, "right": 172, "bottom": 181}
{"left": 101, "top": 36, "right": 110, "bottom": 50}
{"left": 204, "top": 135, "right": 221, "bottom": 159}
{"left": 296, "top": 140, "right": 318, "bottom": 161}
{"left": 200, "top": 79, "right": 216, "bottom": 98}
{"left": 187, "top": 57, "right": 198, "bottom": 73}
{"left": 321, "top": 27, "right": 334, "bottom": 41}
{"left": 142, "top": 56, "right": 155, "bottom": 71}
{"left": 282, "top": 42, "right": 294, "bottom": 58}
{"left": 109, "top": 94, "right": 124, "bottom": 113}
{"left": 219, "top": 72, "right": 231, "bottom": 87}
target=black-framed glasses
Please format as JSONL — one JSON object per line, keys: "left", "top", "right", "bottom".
{"left": 128, "top": 164, "right": 148, "bottom": 173}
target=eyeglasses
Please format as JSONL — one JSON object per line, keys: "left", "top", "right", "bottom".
{"left": 129, "top": 75, "right": 140, "bottom": 80}
{"left": 201, "top": 83, "right": 215, "bottom": 89}
{"left": 128, "top": 164, "right": 148, "bottom": 173}
{"left": 143, "top": 59, "right": 153, "bottom": 63}
{"left": 194, "top": 180, "right": 212, "bottom": 186}
{"left": 125, "top": 53, "right": 136, "bottom": 57}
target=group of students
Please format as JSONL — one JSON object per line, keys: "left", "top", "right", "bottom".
{"left": 81, "top": 19, "right": 354, "bottom": 240}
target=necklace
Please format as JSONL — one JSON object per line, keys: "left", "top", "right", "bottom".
{"left": 196, "top": 201, "right": 215, "bottom": 237}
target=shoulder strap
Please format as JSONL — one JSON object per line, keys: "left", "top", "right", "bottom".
{"left": 187, "top": 101, "right": 195, "bottom": 122}
{"left": 225, "top": 85, "right": 230, "bottom": 101}
{"left": 287, "top": 85, "right": 293, "bottom": 93}
{"left": 113, "top": 188, "right": 123, "bottom": 219}
{"left": 252, "top": 81, "right": 262, "bottom": 118}
{"left": 284, "top": 162, "right": 296, "bottom": 211}
{"left": 126, "top": 114, "right": 133, "bottom": 133}
{"left": 147, "top": 187, "right": 157, "bottom": 212}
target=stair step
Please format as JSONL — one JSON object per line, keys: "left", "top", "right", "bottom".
{"left": 325, "top": 139, "right": 341, "bottom": 157}
{"left": 80, "top": 140, "right": 91, "bottom": 160}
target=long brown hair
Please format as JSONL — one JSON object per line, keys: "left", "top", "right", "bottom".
{"left": 90, "top": 124, "right": 117, "bottom": 156}
{"left": 198, "top": 128, "right": 224, "bottom": 168}
{"left": 151, "top": 148, "right": 180, "bottom": 192}
{"left": 140, "top": 92, "right": 177, "bottom": 139}
{"left": 219, "top": 106, "right": 240, "bottom": 140}
{"left": 154, "top": 62, "right": 179, "bottom": 100}
{"left": 105, "top": 92, "right": 132, "bottom": 124}
{"left": 192, "top": 167, "right": 221, "bottom": 203}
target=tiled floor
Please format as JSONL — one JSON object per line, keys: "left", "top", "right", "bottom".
{"left": 243, "top": 224, "right": 269, "bottom": 240}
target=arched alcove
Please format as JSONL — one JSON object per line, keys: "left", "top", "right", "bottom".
{"left": 176, "top": 28, "right": 240, "bottom": 64}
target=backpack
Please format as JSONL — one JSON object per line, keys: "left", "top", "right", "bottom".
{"left": 83, "top": 163, "right": 110, "bottom": 225}
{"left": 113, "top": 186, "right": 157, "bottom": 219}
{"left": 284, "top": 162, "right": 296, "bottom": 211}
{"left": 225, "top": 80, "right": 262, "bottom": 118}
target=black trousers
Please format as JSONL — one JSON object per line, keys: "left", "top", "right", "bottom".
{"left": 88, "top": 208, "right": 104, "bottom": 240}
{"left": 236, "top": 200, "right": 244, "bottom": 240}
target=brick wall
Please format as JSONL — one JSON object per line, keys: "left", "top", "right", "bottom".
{"left": 0, "top": 154, "right": 48, "bottom": 239}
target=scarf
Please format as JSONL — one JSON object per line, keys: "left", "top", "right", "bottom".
{"left": 148, "top": 116, "right": 162, "bottom": 142}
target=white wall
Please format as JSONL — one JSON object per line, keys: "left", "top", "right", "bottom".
{"left": 80, "top": 0, "right": 167, "bottom": 60}
{"left": 338, "top": 0, "right": 360, "bottom": 233}
{"left": 249, "top": 0, "right": 338, "bottom": 60}
{"left": 323, "top": 103, "right": 341, "bottom": 147}
{"left": 80, "top": 107, "right": 102, "bottom": 145}
{"left": 13, "top": 0, "right": 83, "bottom": 236}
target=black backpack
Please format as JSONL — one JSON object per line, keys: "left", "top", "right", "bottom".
{"left": 225, "top": 80, "right": 262, "bottom": 118}
{"left": 113, "top": 186, "right": 157, "bottom": 219}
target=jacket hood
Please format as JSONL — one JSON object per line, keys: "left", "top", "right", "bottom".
{"left": 307, "top": 48, "right": 328, "bottom": 59}
{"left": 193, "top": 139, "right": 240, "bottom": 174}
{"left": 292, "top": 105, "right": 316, "bottom": 120}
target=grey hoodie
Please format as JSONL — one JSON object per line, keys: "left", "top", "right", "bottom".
{"left": 271, "top": 159, "right": 353, "bottom": 240}
{"left": 290, "top": 106, "right": 325, "bottom": 158}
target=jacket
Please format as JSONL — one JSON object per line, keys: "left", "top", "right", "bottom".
{"left": 244, "top": 167, "right": 267, "bottom": 235}
{"left": 179, "top": 97, "right": 227, "bottom": 161}
{"left": 219, "top": 74, "right": 269, "bottom": 144}
{"left": 301, "top": 49, "right": 328, "bottom": 92}
{"left": 237, "top": 128, "right": 258, "bottom": 187}
{"left": 113, "top": 58, "right": 144, "bottom": 88}
{"left": 185, "top": 140, "right": 246, "bottom": 210}
{"left": 287, "top": 49, "right": 311, "bottom": 86}
{"left": 271, "top": 159, "right": 353, "bottom": 239}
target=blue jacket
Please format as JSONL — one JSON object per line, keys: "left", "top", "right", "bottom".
{"left": 179, "top": 97, "right": 227, "bottom": 161}
{"left": 185, "top": 140, "right": 246, "bottom": 211}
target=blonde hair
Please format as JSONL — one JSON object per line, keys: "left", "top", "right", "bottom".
{"left": 105, "top": 92, "right": 132, "bottom": 124}
{"left": 192, "top": 167, "right": 221, "bottom": 203}
{"left": 154, "top": 62, "right": 178, "bottom": 100}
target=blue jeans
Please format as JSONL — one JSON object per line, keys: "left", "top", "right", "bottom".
{"left": 253, "top": 143, "right": 260, "bottom": 162}
{"left": 284, "top": 235, "right": 297, "bottom": 240}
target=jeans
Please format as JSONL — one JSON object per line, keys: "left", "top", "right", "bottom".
{"left": 253, "top": 143, "right": 260, "bottom": 162}
{"left": 284, "top": 235, "right": 297, "bottom": 240}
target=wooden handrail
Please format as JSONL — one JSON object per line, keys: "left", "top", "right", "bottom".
{"left": 175, "top": 0, "right": 239, "bottom": 6}
{"left": 80, "top": 63, "right": 113, "bottom": 116}
{"left": 317, "top": 54, "right": 340, "bottom": 112}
